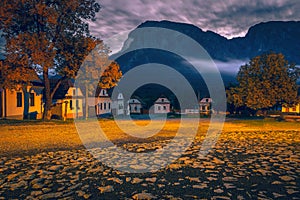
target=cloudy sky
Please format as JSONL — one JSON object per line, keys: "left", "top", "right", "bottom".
{"left": 90, "top": 0, "right": 300, "bottom": 40}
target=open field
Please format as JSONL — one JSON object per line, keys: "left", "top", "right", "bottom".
{"left": 0, "top": 119, "right": 299, "bottom": 199}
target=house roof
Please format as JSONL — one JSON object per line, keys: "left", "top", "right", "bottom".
{"left": 154, "top": 97, "right": 170, "bottom": 104}
{"left": 50, "top": 78, "right": 75, "bottom": 100}
{"left": 200, "top": 98, "right": 212, "bottom": 103}
{"left": 128, "top": 98, "right": 141, "bottom": 104}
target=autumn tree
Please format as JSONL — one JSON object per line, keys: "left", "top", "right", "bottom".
{"left": 229, "top": 52, "right": 299, "bottom": 115}
{"left": 0, "top": 0, "right": 101, "bottom": 120}
{"left": 78, "top": 44, "right": 122, "bottom": 119}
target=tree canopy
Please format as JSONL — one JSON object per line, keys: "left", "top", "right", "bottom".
{"left": 228, "top": 52, "right": 299, "bottom": 112}
{"left": 0, "top": 0, "right": 102, "bottom": 119}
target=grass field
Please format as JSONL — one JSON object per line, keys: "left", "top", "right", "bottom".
{"left": 0, "top": 118, "right": 299, "bottom": 157}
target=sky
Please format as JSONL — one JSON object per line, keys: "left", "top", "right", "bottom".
{"left": 90, "top": 0, "right": 300, "bottom": 40}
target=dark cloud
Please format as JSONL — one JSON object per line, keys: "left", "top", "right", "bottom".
{"left": 90, "top": 0, "right": 300, "bottom": 40}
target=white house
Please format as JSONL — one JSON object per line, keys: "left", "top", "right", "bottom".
{"left": 112, "top": 92, "right": 125, "bottom": 115}
{"left": 199, "top": 98, "right": 212, "bottom": 114}
{"left": 128, "top": 98, "right": 142, "bottom": 114}
{"left": 153, "top": 96, "right": 171, "bottom": 114}
{"left": 88, "top": 89, "right": 112, "bottom": 116}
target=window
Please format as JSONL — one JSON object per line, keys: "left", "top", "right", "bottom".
{"left": 134, "top": 106, "right": 137, "bottom": 111}
{"left": 17, "top": 92, "right": 22, "bottom": 107}
{"left": 163, "top": 106, "right": 166, "bottom": 110}
{"left": 70, "top": 100, "right": 73, "bottom": 110}
{"left": 30, "top": 93, "right": 35, "bottom": 106}
{"left": 73, "top": 89, "right": 76, "bottom": 96}
{"left": 76, "top": 100, "right": 79, "bottom": 109}
{"left": 292, "top": 107, "right": 297, "bottom": 111}
{"left": 108, "top": 103, "right": 111, "bottom": 110}
{"left": 201, "top": 106, "right": 205, "bottom": 111}
{"left": 162, "top": 99, "right": 164, "bottom": 102}
{"left": 158, "top": 106, "right": 161, "bottom": 110}
{"left": 100, "top": 103, "right": 103, "bottom": 110}
{"left": 104, "top": 103, "right": 106, "bottom": 110}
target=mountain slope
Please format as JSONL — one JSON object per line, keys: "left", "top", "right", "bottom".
{"left": 112, "top": 20, "right": 300, "bottom": 102}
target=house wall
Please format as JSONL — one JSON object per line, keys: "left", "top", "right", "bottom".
{"left": 95, "top": 97, "right": 112, "bottom": 115}
{"left": 3, "top": 87, "right": 43, "bottom": 119}
{"left": 62, "top": 98, "right": 84, "bottom": 119}
{"left": 154, "top": 103, "right": 170, "bottom": 114}
{"left": 113, "top": 99, "right": 124, "bottom": 115}
{"left": 129, "top": 103, "right": 142, "bottom": 114}
{"left": 282, "top": 104, "right": 300, "bottom": 114}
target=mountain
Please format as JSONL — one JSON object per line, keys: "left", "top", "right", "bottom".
{"left": 133, "top": 20, "right": 300, "bottom": 63}
{"left": 111, "top": 20, "right": 300, "bottom": 103}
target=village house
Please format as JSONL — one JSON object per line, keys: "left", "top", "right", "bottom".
{"left": 0, "top": 76, "right": 44, "bottom": 120}
{"left": 199, "top": 98, "right": 212, "bottom": 114}
{"left": 153, "top": 96, "right": 171, "bottom": 114}
{"left": 281, "top": 104, "right": 300, "bottom": 114}
{"left": 88, "top": 88, "right": 112, "bottom": 116}
{"left": 112, "top": 92, "right": 125, "bottom": 115}
{"left": 88, "top": 89, "right": 126, "bottom": 117}
{"left": 51, "top": 79, "right": 84, "bottom": 120}
{"left": 128, "top": 98, "right": 142, "bottom": 114}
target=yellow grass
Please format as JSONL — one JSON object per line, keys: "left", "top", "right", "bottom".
{"left": 0, "top": 119, "right": 299, "bottom": 157}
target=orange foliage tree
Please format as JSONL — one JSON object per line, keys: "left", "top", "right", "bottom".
{"left": 0, "top": 0, "right": 101, "bottom": 120}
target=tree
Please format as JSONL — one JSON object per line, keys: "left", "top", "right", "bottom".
{"left": 229, "top": 52, "right": 299, "bottom": 114}
{"left": 78, "top": 44, "right": 122, "bottom": 119}
{"left": 0, "top": 0, "right": 101, "bottom": 120}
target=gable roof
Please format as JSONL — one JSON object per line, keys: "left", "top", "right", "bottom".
{"left": 128, "top": 98, "right": 141, "bottom": 104}
{"left": 50, "top": 78, "right": 75, "bottom": 100}
{"left": 154, "top": 97, "right": 170, "bottom": 104}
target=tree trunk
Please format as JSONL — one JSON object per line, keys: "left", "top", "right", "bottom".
{"left": 85, "top": 83, "right": 88, "bottom": 120}
{"left": 43, "top": 69, "right": 52, "bottom": 120}
{"left": 23, "top": 86, "right": 30, "bottom": 120}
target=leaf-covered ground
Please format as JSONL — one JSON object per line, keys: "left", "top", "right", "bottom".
{"left": 0, "top": 119, "right": 299, "bottom": 199}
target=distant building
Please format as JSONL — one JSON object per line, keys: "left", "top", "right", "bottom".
{"left": 282, "top": 104, "right": 300, "bottom": 114}
{"left": 51, "top": 79, "right": 84, "bottom": 119}
{"left": 199, "top": 98, "right": 212, "bottom": 114}
{"left": 128, "top": 98, "right": 142, "bottom": 114}
{"left": 183, "top": 108, "right": 199, "bottom": 114}
{"left": 93, "top": 89, "right": 112, "bottom": 116}
{"left": 153, "top": 96, "right": 171, "bottom": 114}
{"left": 112, "top": 92, "right": 125, "bottom": 115}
